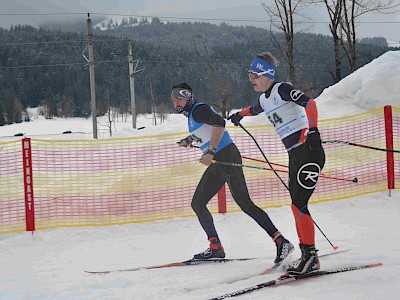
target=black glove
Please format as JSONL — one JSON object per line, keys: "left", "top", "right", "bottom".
{"left": 228, "top": 112, "right": 243, "bottom": 126}
{"left": 177, "top": 135, "right": 194, "bottom": 147}
{"left": 305, "top": 127, "right": 322, "bottom": 150}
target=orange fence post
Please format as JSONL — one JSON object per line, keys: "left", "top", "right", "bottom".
{"left": 217, "top": 185, "right": 227, "bottom": 214}
{"left": 22, "top": 138, "right": 35, "bottom": 232}
{"left": 384, "top": 105, "right": 395, "bottom": 194}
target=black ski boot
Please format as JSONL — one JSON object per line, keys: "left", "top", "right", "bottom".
{"left": 193, "top": 237, "right": 225, "bottom": 260}
{"left": 273, "top": 232, "right": 294, "bottom": 265}
{"left": 287, "top": 244, "right": 320, "bottom": 275}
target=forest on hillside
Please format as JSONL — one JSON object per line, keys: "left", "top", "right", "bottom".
{"left": 0, "top": 17, "right": 395, "bottom": 126}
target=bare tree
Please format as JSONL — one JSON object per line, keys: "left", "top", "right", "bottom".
{"left": 192, "top": 38, "right": 239, "bottom": 117}
{"left": 339, "top": 0, "right": 400, "bottom": 72}
{"left": 311, "top": 0, "right": 398, "bottom": 80}
{"left": 195, "top": 53, "right": 240, "bottom": 118}
{"left": 0, "top": 103, "right": 5, "bottom": 126}
{"left": 148, "top": 76, "right": 157, "bottom": 126}
{"left": 262, "top": 0, "right": 311, "bottom": 85}
{"left": 97, "top": 88, "right": 116, "bottom": 137}
{"left": 41, "top": 98, "right": 56, "bottom": 119}
{"left": 2, "top": 90, "right": 16, "bottom": 123}
{"left": 209, "top": 75, "right": 235, "bottom": 119}
{"left": 156, "top": 102, "right": 170, "bottom": 124}
{"left": 316, "top": 0, "right": 345, "bottom": 82}
{"left": 118, "top": 100, "right": 130, "bottom": 122}
{"left": 60, "top": 95, "right": 74, "bottom": 118}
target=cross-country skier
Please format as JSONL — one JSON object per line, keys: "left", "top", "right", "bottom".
{"left": 228, "top": 52, "right": 326, "bottom": 275}
{"left": 171, "top": 81, "right": 294, "bottom": 265}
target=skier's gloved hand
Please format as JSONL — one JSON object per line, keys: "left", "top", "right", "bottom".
{"left": 177, "top": 135, "right": 194, "bottom": 147}
{"left": 305, "top": 127, "right": 322, "bottom": 150}
{"left": 228, "top": 112, "right": 243, "bottom": 126}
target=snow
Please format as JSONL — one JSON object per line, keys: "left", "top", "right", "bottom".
{"left": 388, "top": 40, "right": 400, "bottom": 48}
{"left": 0, "top": 193, "right": 399, "bottom": 299}
{"left": 0, "top": 51, "right": 399, "bottom": 299}
{"left": 316, "top": 50, "right": 400, "bottom": 119}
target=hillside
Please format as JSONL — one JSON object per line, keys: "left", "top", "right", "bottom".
{"left": 0, "top": 20, "right": 394, "bottom": 126}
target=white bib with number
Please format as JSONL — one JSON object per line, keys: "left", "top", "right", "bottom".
{"left": 259, "top": 83, "right": 308, "bottom": 140}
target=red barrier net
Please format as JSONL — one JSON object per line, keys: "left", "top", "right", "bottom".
{"left": 0, "top": 106, "right": 398, "bottom": 234}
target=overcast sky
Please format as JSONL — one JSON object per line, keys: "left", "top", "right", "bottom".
{"left": 1, "top": 0, "right": 400, "bottom": 41}
{"left": 1, "top": 0, "right": 261, "bottom": 15}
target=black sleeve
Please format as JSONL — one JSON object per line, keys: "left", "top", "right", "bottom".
{"left": 278, "top": 82, "right": 311, "bottom": 107}
{"left": 192, "top": 104, "right": 226, "bottom": 127}
{"left": 250, "top": 101, "right": 264, "bottom": 115}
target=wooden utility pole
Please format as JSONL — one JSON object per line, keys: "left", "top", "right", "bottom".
{"left": 86, "top": 13, "right": 98, "bottom": 139}
{"left": 149, "top": 77, "right": 157, "bottom": 126}
{"left": 128, "top": 40, "right": 143, "bottom": 129}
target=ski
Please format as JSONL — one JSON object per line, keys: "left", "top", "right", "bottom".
{"left": 261, "top": 248, "right": 350, "bottom": 275}
{"left": 84, "top": 257, "right": 257, "bottom": 274}
{"left": 210, "top": 262, "right": 383, "bottom": 299}
{"left": 223, "top": 248, "right": 350, "bottom": 284}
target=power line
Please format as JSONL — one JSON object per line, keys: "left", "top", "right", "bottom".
{"left": 0, "top": 38, "right": 129, "bottom": 47}
{"left": 0, "top": 40, "right": 86, "bottom": 47}
{"left": 2, "top": 57, "right": 389, "bottom": 70}
{"left": 0, "top": 12, "right": 399, "bottom": 24}
{"left": 0, "top": 60, "right": 122, "bottom": 70}
{"left": 0, "top": 62, "right": 83, "bottom": 69}
{"left": 1, "top": 37, "right": 397, "bottom": 48}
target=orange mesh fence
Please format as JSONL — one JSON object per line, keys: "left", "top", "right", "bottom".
{"left": 0, "top": 106, "right": 398, "bottom": 234}
{"left": 393, "top": 106, "right": 400, "bottom": 190}
{"left": 0, "top": 140, "right": 26, "bottom": 233}
{"left": 231, "top": 106, "right": 399, "bottom": 213}
{"left": 28, "top": 134, "right": 204, "bottom": 231}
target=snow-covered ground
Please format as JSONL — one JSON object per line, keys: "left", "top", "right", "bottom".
{"left": 0, "top": 51, "right": 399, "bottom": 299}
{"left": 0, "top": 191, "right": 399, "bottom": 300}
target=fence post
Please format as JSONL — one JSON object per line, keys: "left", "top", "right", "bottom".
{"left": 384, "top": 105, "right": 395, "bottom": 195}
{"left": 22, "top": 138, "right": 35, "bottom": 232}
{"left": 217, "top": 185, "right": 227, "bottom": 214}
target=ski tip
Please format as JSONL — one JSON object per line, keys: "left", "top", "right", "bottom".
{"left": 370, "top": 262, "right": 383, "bottom": 267}
{"left": 260, "top": 265, "right": 278, "bottom": 275}
{"left": 84, "top": 270, "right": 110, "bottom": 274}
{"left": 332, "top": 246, "right": 339, "bottom": 250}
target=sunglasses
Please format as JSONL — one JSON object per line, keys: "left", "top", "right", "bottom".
{"left": 248, "top": 71, "right": 269, "bottom": 79}
{"left": 171, "top": 96, "right": 186, "bottom": 102}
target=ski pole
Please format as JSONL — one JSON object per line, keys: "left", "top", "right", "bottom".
{"left": 323, "top": 140, "right": 399, "bottom": 153}
{"left": 187, "top": 143, "right": 289, "bottom": 190}
{"left": 190, "top": 145, "right": 288, "bottom": 168}
{"left": 189, "top": 142, "right": 357, "bottom": 181}
{"left": 212, "top": 160, "right": 288, "bottom": 174}
{"left": 242, "top": 155, "right": 289, "bottom": 168}
{"left": 213, "top": 160, "right": 357, "bottom": 183}
{"left": 242, "top": 156, "right": 358, "bottom": 183}
{"left": 237, "top": 123, "right": 338, "bottom": 250}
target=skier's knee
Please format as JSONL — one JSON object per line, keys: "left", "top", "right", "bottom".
{"left": 191, "top": 200, "right": 204, "bottom": 214}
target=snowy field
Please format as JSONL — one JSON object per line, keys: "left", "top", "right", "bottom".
{"left": 0, "top": 191, "right": 399, "bottom": 300}
{"left": 0, "top": 51, "right": 399, "bottom": 299}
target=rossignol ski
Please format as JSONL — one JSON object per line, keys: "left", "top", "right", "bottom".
{"left": 84, "top": 257, "right": 257, "bottom": 274}
{"left": 222, "top": 248, "right": 350, "bottom": 284}
{"left": 209, "top": 262, "right": 383, "bottom": 299}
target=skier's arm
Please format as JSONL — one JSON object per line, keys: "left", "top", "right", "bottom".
{"left": 304, "top": 98, "right": 318, "bottom": 128}
{"left": 228, "top": 101, "right": 264, "bottom": 126}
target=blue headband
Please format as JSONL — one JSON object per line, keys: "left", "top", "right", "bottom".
{"left": 249, "top": 57, "right": 276, "bottom": 79}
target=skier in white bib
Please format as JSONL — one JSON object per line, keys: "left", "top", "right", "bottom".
{"left": 228, "top": 52, "right": 326, "bottom": 275}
